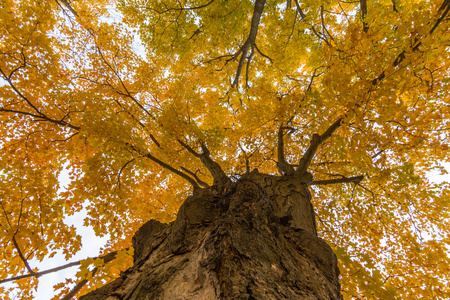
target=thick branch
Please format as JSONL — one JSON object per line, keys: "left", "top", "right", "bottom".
{"left": 360, "top": 0, "right": 369, "bottom": 33}
{"left": 310, "top": 175, "right": 364, "bottom": 186}
{"left": 177, "top": 139, "right": 201, "bottom": 157}
{"left": 199, "top": 142, "right": 230, "bottom": 186}
{"left": 178, "top": 140, "right": 230, "bottom": 186}
{"left": 126, "top": 143, "right": 200, "bottom": 189}
{"left": 277, "top": 125, "right": 295, "bottom": 175}
{"left": 231, "top": 0, "right": 265, "bottom": 87}
{"left": 61, "top": 273, "right": 94, "bottom": 300}
{"left": 297, "top": 119, "right": 342, "bottom": 174}
{"left": 56, "top": 0, "right": 79, "bottom": 17}
{"left": 180, "top": 167, "right": 210, "bottom": 188}
{"left": 149, "top": 133, "right": 161, "bottom": 148}
{"left": 142, "top": 152, "right": 200, "bottom": 189}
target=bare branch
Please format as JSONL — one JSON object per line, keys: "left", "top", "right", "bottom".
{"left": 297, "top": 118, "right": 342, "bottom": 174}
{"left": 310, "top": 175, "right": 364, "bottom": 186}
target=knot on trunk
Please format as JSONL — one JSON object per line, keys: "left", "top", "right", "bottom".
{"left": 228, "top": 179, "right": 265, "bottom": 211}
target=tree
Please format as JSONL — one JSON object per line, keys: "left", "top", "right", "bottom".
{"left": 1, "top": 0, "right": 450, "bottom": 298}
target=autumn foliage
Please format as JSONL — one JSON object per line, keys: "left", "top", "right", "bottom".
{"left": 1, "top": 0, "right": 450, "bottom": 298}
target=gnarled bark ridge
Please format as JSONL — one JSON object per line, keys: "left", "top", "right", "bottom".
{"left": 80, "top": 171, "right": 342, "bottom": 300}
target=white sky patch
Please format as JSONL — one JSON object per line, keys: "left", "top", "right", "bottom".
{"left": 32, "top": 206, "right": 109, "bottom": 300}
{"left": 427, "top": 162, "right": 450, "bottom": 184}
{"left": 27, "top": 166, "right": 109, "bottom": 299}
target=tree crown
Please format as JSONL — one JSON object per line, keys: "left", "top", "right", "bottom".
{"left": 1, "top": 0, "right": 450, "bottom": 298}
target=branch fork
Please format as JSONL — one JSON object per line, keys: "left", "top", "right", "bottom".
{"left": 276, "top": 118, "right": 364, "bottom": 185}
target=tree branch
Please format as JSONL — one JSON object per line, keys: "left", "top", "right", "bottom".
{"left": 12, "top": 236, "right": 36, "bottom": 276}
{"left": 61, "top": 273, "right": 93, "bottom": 300}
{"left": 0, "top": 107, "right": 80, "bottom": 130}
{"left": 117, "top": 158, "right": 136, "bottom": 190}
{"left": 391, "top": 0, "right": 398, "bottom": 12}
{"left": 277, "top": 125, "right": 295, "bottom": 175}
{"left": 0, "top": 67, "right": 80, "bottom": 130}
{"left": 61, "top": 250, "right": 123, "bottom": 300}
{"left": 180, "top": 167, "right": 210, "bottom": 188}
{"left": 178, "top": 140, "right": 230, "bottom": 186}
{"left": 372, "top": 0, "right": 450, "bottom": 85}
{"left": 310, "top": 175, "right": 364, "bottom": 186}
{"left": 142, "top": 152, "right": 200, "bottom": 189}
{"left": 177, "top": 139, "right": 201, "bottom": 157}
{"left": 55, "top": 0, "right": 79, "bottom": 17}
{"left": 126, "top": 143, "right": 200, "bottom": 189}
{"left": 293, "top": 0, "right": 305, "bottom": 20}
{"left": 360, "top": 0, "right": 369, "bottom": 33}
{"left": 297, "top": 118, "right": 342, "bottom": 174}
{"left": 430, "top": 0, "right": 450, "bottom": 34}
{"left": 231, "top": 0, "right": 266, "bottom": 87}
{"left": 0, "top": 248, "right": 124, "bottom": 285}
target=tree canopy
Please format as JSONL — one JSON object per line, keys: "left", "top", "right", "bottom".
{"left": 1, "top": 0, "right": 450, "bottom": 298}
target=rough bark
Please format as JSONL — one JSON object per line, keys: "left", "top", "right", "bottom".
{"left": 80, "top": 171, "right": 342, "bottom": 300}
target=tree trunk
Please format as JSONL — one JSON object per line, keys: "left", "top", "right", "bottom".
{"left": 80, "top": 170, "right": 342, "bottom": 299}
